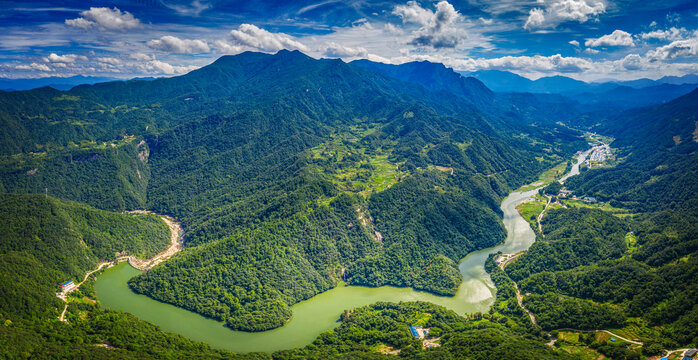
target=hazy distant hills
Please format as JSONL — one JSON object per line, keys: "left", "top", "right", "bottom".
{"left": 0, "top": 75, "right": 158, "bottom": 91}
{"left": 463, "top": 69, "right": 698, "bottom": 109}
{"left": 464, "top": 69, "right": 698, "bottom": 93}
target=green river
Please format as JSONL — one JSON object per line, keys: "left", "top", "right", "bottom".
{"left": 95, "top": 149, "right": 591, "bottom": 353}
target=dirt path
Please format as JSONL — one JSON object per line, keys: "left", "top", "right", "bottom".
{"left": 499, "top": 253, "right": 522, "bottom": 269}
{"left": 59, "top": 304, "right": 68, "bottom": 322}
{"left": 513, "top": 282, "right": 537, "bottom": 326}
{"left": 553, "top": 328, "right": 644, "bottom": 345}
{"left": 57, "top": 213, "right": 183, "bottom": 321}
{"left": 57, "top": 261, "right": 111, "bottom": 322}
{"left": 537, "top": 195, "right": 552, "bottom": 236}
{"left": 663, "top": 348, "right": 690, "bottom": 358}
{"left": 511, "top": 284, "right": 644, "bottom": 346}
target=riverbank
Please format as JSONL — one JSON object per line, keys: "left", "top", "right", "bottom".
{"left": 120, "top": 212, "right": 183, "bottom": 270}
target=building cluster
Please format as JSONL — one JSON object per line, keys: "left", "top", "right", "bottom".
{"left": 585, "top": 144, "right": 612, "bottom": 168}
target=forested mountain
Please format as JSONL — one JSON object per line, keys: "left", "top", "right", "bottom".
{"left": 568, "top": 89, "right": 698, "bottom": 213}
{"left": 352, "top": 60, "right": 495, "bottom": 107}
{"left": 0, "top": 50, "right": 589, "bottom": 332}
{"left": 467, "top": 69, "right": 698, "bottom": 93}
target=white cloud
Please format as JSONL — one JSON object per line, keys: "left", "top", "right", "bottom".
{"left": 569, "top": 40, "right": 580, "bottom": 46}
{"left": 45, "top": 53, "right": 88, "bottom": 63}
{"left": 383, "top": 53, "right": 593, "bottom": 74}
{"left": 65, "top": 7, "right": 141, "bottom": 31}
{"left": 639, "top": 27, "right": 688, "bottom": 41}
{"left": 646, "top": 37, "right": 698, "bottom": 60}
{"left": 393, "top": 1, "right": 465, "bottom": 48}
{"left": 585, "top": 30, "right": 634, "bottom": 47}
{"left": 650, "top": 21, "right": 658, "bottom": 27}
{"left": 620, "top": 54, "right": 643, "bottom": 70}
{"left": 161, "top": 0, "right": 210, "bottom": 16}
{"left": 140, "top": 60, "right": 199, "bottom": 75}
{"left": 96, "top": 57, "right": 122, "bottom": 65}
{"left": 471, "top": 54, "right": 593, "bottom": 73}
{"left": 479, "top": 17, "right": 494, "bottom": 25}
{"left": 666, "top": 13, "right": 680, "bottom": 24}
{"left": 323, "top": 42, "right": 369, "bottom": 58}
{"left": 213, "top": 40, "right": 245, "bottom": 54}
{"left": 383, "top": 23, "right": 404, "bottom": 35}
{"left": 524, "top": 8, "right": 545, "bottom": 30}
{"left": 15, "top": 63, "right": 52, "bottom": 72}
{"left": 130, "top": 53, "right": 155, "bottom": 61}
{"left": 524, "top": 0, "right": 605, "bottom": 30}
{"left": 228, "top": 24, "right": 308, "bottom": 53}
{"left": 584, "top": 48, "right": 600, "bottom": 54}
{"left": 146, "top": 35, "right": 210, "bottom": 54}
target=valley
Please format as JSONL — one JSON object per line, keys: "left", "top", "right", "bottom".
{"left": 0, "top": 49, "right": 696, "bottom": 359}
{"left": 93, "top": 146, "right": 592, "bottom": 352}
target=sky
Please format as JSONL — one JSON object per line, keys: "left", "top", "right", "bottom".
{"left": 1, "top": 0, "right": 697, "bottom": 81}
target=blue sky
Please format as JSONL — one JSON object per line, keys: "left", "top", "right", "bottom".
{"left": 1, "top": 0, "right": 697, "bottom": 81}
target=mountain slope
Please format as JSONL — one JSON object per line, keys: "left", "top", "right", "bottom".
{"left": 352, "top": 59, "right": 494, "bottom": 106}
{"left": 0, "top": 193, "right": 170, "bottom": 319}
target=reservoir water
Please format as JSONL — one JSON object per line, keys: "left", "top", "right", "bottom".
{"left": 95, "top": 149, "right": 591, "bottom": 353}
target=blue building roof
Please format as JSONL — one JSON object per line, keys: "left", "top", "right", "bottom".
{"left": 61, "top": 280, "right": 74, "bottom": 286}
{"left": 409, "top": 326, "right": 419, "bottom": 338}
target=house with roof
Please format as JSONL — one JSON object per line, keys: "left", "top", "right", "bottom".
{"left": 60, "top": 280, "right": 75, "bottom": 292}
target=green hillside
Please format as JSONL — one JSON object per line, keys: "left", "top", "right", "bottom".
{"left": 485, "top": 90, "right": 698, "bottom": 355}
{"left": 0, "top": 194, "right": 170, "bottom": 318}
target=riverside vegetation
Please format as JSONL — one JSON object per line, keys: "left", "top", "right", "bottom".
{"left": 0, "top": 50, "right": 696, "bottom": 359}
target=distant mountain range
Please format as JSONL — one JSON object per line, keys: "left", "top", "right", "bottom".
{"left": 461, "top": 70, "right": 698, "bottom": 109}
{"left": 0, "top": 75, "right": 158, "bottom": 91}
{"left": 462, "top": 70, "right": 698, "bottom": 93}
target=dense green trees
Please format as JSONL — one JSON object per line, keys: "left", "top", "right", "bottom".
{"left": 0, "top": 194, "right": 169, "bottom": 282}
{"left": 276, "top": 302, "right": 574, "bottom": 359}
{"left": 506, "top": 207, "right": 628, "bottom": 281}
{"left": 524, "top": 294, "right": 626, "bottom": 330}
